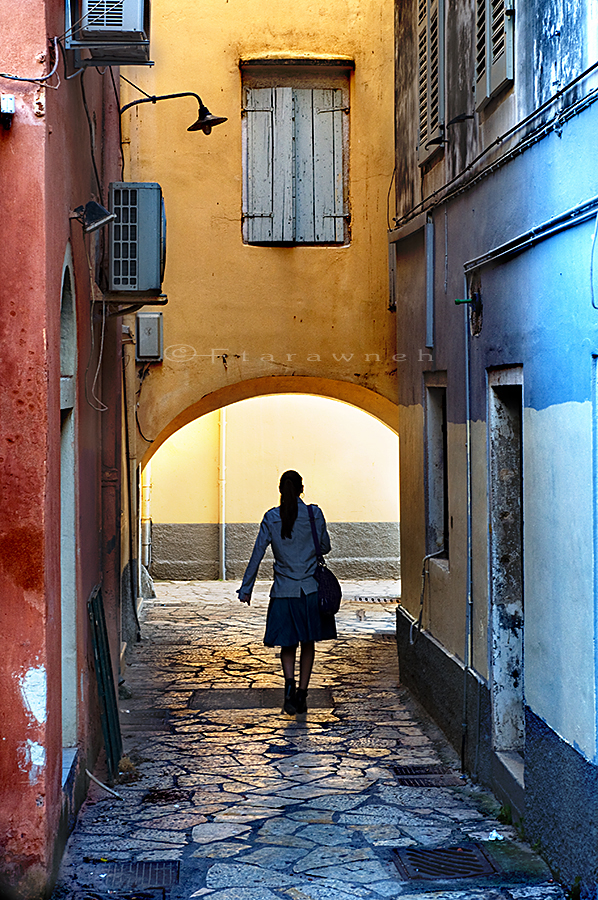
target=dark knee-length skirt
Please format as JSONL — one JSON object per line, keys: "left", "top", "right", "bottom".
{"left": 263, "top": 590, "right": 337, "bottom": 647}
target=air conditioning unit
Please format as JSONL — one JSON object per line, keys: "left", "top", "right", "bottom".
{"left": 80, "top": 0, "right": 145, "bottom": 38}
{"left": 65, "top": 0, "right": 152, "bottom": 65}
{"left": 109, "top": 183, "right": 166, "bottom": 294}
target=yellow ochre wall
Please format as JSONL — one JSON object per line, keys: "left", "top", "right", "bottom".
{"left": 121, "top": 0, "right": 396, "bottom": 466}
{"left": 148, "top": 395, "right": 399, "bottom": 525}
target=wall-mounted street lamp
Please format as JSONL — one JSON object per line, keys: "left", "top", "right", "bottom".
{"left": 120, "top": 91, "right": 227, "bottom": 135}
{"left": 71, "top": 200, "right": 116, "bottom": 233}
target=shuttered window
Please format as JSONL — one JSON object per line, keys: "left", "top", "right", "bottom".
{"left": 476, "top": 0, "right": 514, "bottom": 108}
{"left": 243, "top": 82, "right": 349, "bottom": 244}
{"left": 418, "top": 0, "right": 445, "bottom": 164}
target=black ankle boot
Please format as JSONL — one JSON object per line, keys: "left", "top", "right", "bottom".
{"left": 295, "top": 688, "right": 308, "bottom": 714}
{"left": 284, "top": 679, "right": 296, "bottom": 715}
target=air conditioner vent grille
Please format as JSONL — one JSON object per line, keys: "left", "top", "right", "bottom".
{"left": 112, "top": 188, "right": 139, "bottom": 289}
{"left": 87, "top": 0, "right": 125, "bottom": 29}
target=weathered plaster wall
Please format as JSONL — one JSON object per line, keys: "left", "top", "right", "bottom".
{"left": 121, "top": 0, "right": 396, "bottom": 463}
{"left": 0, "top": 1, "right": 122, "bottom": 892}
{"left": 393, "top": 0, "right": 598, "bottom": 880}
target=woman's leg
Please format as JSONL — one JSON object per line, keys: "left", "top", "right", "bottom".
{"left": 298, "top": 641, "right": 315, "bottom": 690}
{"left": 281, "top": 645, "right": 297, "bottom": 714}
{"left": 280, "top": 645, "right": 297, "bottom": 680}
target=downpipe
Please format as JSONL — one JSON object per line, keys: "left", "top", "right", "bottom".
{"left": 459, "top": 283, "right": 475, "bottom": 773}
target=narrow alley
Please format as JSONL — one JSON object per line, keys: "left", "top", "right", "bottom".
{"left": 52, "top": 582, "right": 564, "bottom": 900}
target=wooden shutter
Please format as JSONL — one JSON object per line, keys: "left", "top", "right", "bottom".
{"left": 243, "top": 87, "right": 274, "bottom": 242}
{"left": 244, "top": 85, "right": 346, "bottom": 243}
{"left": 243, "top": 87, "right": 294, "bottom": 242}
{"left": 295, "top": 88, "right": 345, "bottom": 243}
{"left": 418, "top": 0, "right": 444, "bottom": 164}
{"left": 476, "top": 0, "right": 514, "bottom": 108}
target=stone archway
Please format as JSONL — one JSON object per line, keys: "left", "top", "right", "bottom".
{"left": 140, "top": 376, "right": 398, "bottom": 467}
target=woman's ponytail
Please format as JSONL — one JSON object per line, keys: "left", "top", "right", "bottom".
{"left": 279, "top": 470, "right": 303, "bottom": 539}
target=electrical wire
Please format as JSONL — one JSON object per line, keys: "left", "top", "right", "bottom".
{"left": 119, "top": 73, "right": 153, "bottom": 99}
{"left": 80, "top": 69, "right": 103, "bottom": 202}
{"left": 110, "top": 67, "right": 125, "bottom": 180}
{"left": 135, "top": 364, "right": 155, "bottom": 443}
{"left": 409, "top": 549, "right": 446, "bottom": 645}
{"left": 81, "top": 239, "right": 108, "bottom": 412}
{"left": 90, "top": 297, "right": 108, "bottom": 411}
{"left": 386, "top": 165, "right": 396, "bottom": 231}
{"left": 0, "top": 36, "right": 60, "bottom": 88}
{"left": 57, "top": 38, "right": 84, "bottom": 80}
{"left": 60, "top": 0, "right": 126, "bottom": 43}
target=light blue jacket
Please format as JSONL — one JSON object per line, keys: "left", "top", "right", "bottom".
{"left": 237, "top": 498, "right": 331, "bottom": 599}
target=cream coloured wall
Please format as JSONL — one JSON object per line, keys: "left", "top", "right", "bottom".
{"left": 121, "top": 0, "right": 396, "bottom": 465}
{"left": 148, "top": 395, "right": 399, "bottom": 526}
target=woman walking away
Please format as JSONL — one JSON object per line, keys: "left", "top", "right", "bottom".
{"left": 237, "top": 470, "right": 337, "bottom": 715}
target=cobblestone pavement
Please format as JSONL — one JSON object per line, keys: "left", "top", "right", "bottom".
{"left": 53, "top": 581, "right": 565, "bottom": 900}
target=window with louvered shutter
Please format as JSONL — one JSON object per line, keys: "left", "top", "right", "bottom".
{"left": 418, "top": 0, "right": 445, "bottom": 165}
{"left": 242, "top": 70, "right": 349, "bottom": 245}
{"left": 475, "top": 0, "right": 514, "bottom": 108}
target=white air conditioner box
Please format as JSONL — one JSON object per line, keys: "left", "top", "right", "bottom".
{"left": 80, "top": 0, "right": 145, "bottom": 38}
{"left": 109, "top": 183, "right": 166, "bottom": 293}
{"left": 65, "top": 0, "right": 152, "bottom": 65}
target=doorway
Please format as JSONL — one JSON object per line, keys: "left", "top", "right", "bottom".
{"left": 488, "top": 368, "right": 524, "bottom": 756}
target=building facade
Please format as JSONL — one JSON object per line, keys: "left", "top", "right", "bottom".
{"left": 392, "top": 0, "right": 598, "bottom": 886}
{"left": 0, "top": 2, "right": 130, "bottom": 895}
{"left": 119, "top": 0, "right": 397, "bottom": 476}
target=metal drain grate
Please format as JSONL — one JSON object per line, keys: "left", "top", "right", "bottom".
{"left": 393, "top": 764, "right": 462, "bottom": 786}
{"left": 352, "top": 596, "right": 400, "bottom": 604}
{"left": 74, "top": 891, "right": 165, "bottom": 900}
{"left": 102, "top": 860, "right": 180, "bottom": 890}
{"left": 393, "top": 845, "right": 496, "bottom": 880}
{"left": 188, "top": 688, "right": 334, "bottom": 710}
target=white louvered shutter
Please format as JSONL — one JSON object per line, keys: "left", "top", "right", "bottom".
{"left": 476, "top": 0, "right": 514, "bottom": 108}
{"left": 418, "top": 0, "right": 445, "bottom": 164}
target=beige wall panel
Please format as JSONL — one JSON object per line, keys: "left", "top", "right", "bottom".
{"left": 398, "top": 403, "right": 426, "bottom": 616}
{"left": 148, "top": 395, "right": 399, "bottom": 525}
{"left": 426, "top": 422, "right": 467, "bottom": 662}
{"left": 122, "top": 0, "right": 396, "bottom": 464}
{"left": 150, "top": 410, "right": 220, "bottom": 523}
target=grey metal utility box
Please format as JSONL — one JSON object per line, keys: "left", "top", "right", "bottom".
{"left": 136, "top": 312, "right": 163, "bottom": 362}
{"left": 109, "top": 182, "right": 166, "bottom": 292}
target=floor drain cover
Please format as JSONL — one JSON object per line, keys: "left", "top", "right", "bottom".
{"left": 188, "top": 688, "right": 334, "bottom": 710}
{"left": 394, "top": 845, "right": 496, "bottom": 880}
{"left": 393, "top": 764, "right": 462, "bottom": 786}
{"left": 353, "top": 596, "right": 399, "bottom": 604}
{"left": 102, "top": 861, "right": 180, "bottom": 890}
{"left": 74, "top": 892, "right": 165, "bottom": 900}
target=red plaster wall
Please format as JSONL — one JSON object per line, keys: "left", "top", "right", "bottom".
{"left": 0, "top": 0, "right": 123, "bottom": 893}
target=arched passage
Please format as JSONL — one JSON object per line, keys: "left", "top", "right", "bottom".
{"left": 140, "top": 376, "right": 398, "bottom": 467}
{"left": 141, "top": 387, "right": 400, "bottom": 583}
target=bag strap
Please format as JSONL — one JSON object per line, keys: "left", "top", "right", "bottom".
{"left": 307, "top": 504, "right": 324, "bottom": 562}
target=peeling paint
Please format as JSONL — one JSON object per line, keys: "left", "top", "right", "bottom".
{"left": 20, "top": 666, "right": 47, "bottom": 724}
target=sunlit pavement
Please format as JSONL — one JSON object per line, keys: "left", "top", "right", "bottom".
{"left": 52, "top": 581, "right": 565, "bottom": 900}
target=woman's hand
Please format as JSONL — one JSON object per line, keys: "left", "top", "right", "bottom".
{"left": 239, "top": 594, "right": 251, "bottom": 605}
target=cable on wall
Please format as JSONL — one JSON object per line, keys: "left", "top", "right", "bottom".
{"left": 0, "top": 36, "right": 60, "bottom": 88}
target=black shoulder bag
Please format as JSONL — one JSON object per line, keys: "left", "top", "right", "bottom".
{"left": 307, "top": 505, "right": 342, "bottom": 616}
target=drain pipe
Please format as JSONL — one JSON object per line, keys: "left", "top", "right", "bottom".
{"left": 141, "top": 462, "right": 152, "bottom": 570}
{"left": 218, "top": 408, "right": 227, "bottom": 580}
{"left": 458, "top": 283, "right": 475, "bottom": 773}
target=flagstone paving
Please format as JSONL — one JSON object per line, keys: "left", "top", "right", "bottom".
{"left": 52, "top": 581, "right": 565, "bottom": 900}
